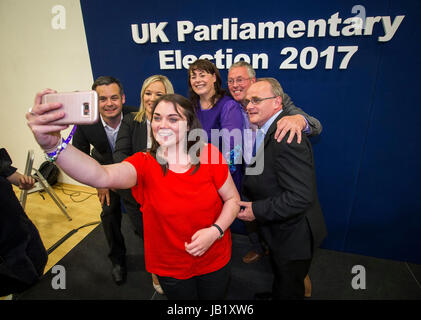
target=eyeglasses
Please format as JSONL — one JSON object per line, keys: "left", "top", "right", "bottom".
{"left": 241, "top": 96, "right": 278, "bottom": 108}
{"left": 227, "top": 77, "right": 251, "bottom": 86}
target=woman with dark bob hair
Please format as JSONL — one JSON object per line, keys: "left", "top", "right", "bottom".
{"left": 188, "top": 59, "right": 245, "bottom": 192}
{"left": 27, "top": 91, "right": 240, "bottom": 300}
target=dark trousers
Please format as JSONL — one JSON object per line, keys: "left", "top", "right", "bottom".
{"left": 120, "top": 191, "right": 143, "bottom": 239}
{"left": 269, "top": 255, "right": 311, "bottom": 300}
{"left": 100, "top": 190, "right": 126, "bottom": 266}
{"left": 244, "top": 220, "right": 265, "bottom": 255}
{"left": 157, "top": 261, "right": 231, "bottom": 300}
{"left": 101, "top": 189, "right": 143, "bottom": 266}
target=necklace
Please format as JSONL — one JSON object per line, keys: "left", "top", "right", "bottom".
{"left": 200, "top": 100, "right": 213, "bottom": 110}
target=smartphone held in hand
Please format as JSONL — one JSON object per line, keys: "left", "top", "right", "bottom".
{"left": 41, "top": 91, "right": 98, "bottom": 125}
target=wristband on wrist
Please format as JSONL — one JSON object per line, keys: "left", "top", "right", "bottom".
{"left": 43, "top": 138, "right": 62, "bottom": 154}
{"left": 44, "top": 125, "right": 77, "bottom": 162}
{"left": 212, "top": 223, "right": 224, "bottom": 239}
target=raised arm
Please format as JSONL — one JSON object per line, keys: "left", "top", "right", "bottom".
{"left": 26, "top": 89, "right": 137, "bottom": 190}
{"left": 55, "top": 144, "right": 136, "bottom": 189}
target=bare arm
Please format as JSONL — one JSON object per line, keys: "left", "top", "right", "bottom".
{"left": 26, "top": 89, "right": 137, "bottom": 190}
{"left": 185, "top": 172, "right": 240, "bottom": 257}
{"left": 55, "top": 144, "right": 137, "bottom": 190}
{"left": 213, "top": 173, "right": 241, "bottom": 234}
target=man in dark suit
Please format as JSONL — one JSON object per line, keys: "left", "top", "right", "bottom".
{"left": 238, "top": 78, "right": 327, "bottom": 300}
{"left": 72, "top": 76, "right": 138, "bottom": 285}
{"left": 113, "top": 111, "right": 147, "bottom": 235}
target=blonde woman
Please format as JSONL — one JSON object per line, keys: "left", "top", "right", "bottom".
{"left": 114, "top": 75, "right": 174, "bottom": 294}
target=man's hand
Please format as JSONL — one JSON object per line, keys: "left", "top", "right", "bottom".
{"left": 237, "top": 201, "right": 256, "bottom": 222}
{"left": 97, "top": 188, "right": 110, "bottom": 206}
{"left": 18, "top": 175, "right": 36, "bottom": 190}
{"left": 7, "top": 172, "right": 35, "bottom": 190}
{"left": 274, "top": 114, "right": 307, "bottom": 143}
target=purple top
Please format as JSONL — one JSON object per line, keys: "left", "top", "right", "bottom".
{"left": 195, "top": 94, "right": 245, "bottom": 191}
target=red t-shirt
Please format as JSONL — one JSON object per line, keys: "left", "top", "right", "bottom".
{"left": 124, "top": 143, "right": 231, "bottom": 279}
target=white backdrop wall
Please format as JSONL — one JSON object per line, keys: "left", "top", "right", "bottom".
{"left": 0, "top": 0, "right": 93, "bottom": 185}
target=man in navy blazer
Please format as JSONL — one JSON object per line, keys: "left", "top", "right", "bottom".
{"left": 238, "top": 78, "right": 327, "bottom": 299}
{"left": 72, "top": 76, "right": 137, "bottom": 285}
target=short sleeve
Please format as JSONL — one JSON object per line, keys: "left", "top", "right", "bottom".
{"left": 0, "top": 148, "right": 17, "bottom": 178}
{"left": 201, "top": 144, "right": 229, "bottom": 190}
{"left": 123, "top": 152, "right": 147, "bottom": 204}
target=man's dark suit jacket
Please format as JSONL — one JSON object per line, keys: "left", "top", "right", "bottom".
{"left": 72, "top": 118, "right": 113, "bottom": 164}
{"left": 72, "top": 108, "right": 136, "bottom": 163}
{"left": 113, "top": 112, "right": 148, "bottom": 163}
{"left": 241, "top": 111, "right": 327, "bottom": 261}
{"left": 112, "top": 112, "right": 148, "bottom": 206}
{"left": 72, "top": 108, "right": 141, "bottom": 207}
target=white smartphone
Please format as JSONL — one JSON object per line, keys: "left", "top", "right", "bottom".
{"left": 41, "top": 90, "right": 98, "bottom": 125}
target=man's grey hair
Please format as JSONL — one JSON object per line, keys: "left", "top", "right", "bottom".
{"left": 229, "top": 61, "right": 256, "bottom": 79}
{"left": 256, "top": 77, "right": 284, "bottom": 100}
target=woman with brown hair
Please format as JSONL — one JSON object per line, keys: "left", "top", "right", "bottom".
{"left": 114, "top": 75, "right": 174, "bottom": 294}
{"left": 27, "top": 91, "right": 240, "bottom": 300}
{"left": 188, "top": 59, "right": 245, "bottom": 192}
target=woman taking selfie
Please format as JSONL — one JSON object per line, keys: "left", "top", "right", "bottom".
{"left": 27, "top": 90, "right": 240, "bottom": 300}
{"left": 113, "top": 75, "right": 174, "bottom": 294}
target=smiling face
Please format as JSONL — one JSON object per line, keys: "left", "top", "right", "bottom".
{"left": 228, "top": 66, "right": 255, "bottom": 102}
{"left": 189, "top": 69, "right": 216, "bottom": 98}
{"left": 96, "top": 83, "right": 124, "bottom": 124}
{"left": 143, "top": 80, "right": 166, "bottom": 120}
{"left": 245, "top": 81, "right": 282, "bottom": 128}
{"left": 151, "top": 100, "right": 188, "bottom": 148}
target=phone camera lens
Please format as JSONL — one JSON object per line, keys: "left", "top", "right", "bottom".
{"left": 83, "top": 102, "right": 90, "bottom": 116}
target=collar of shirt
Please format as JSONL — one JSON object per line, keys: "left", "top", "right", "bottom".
{"left": 100, "top": 112, "right": 123, "bottom": 130}
{"left": 258, "top": 109, "right": 283, "bottom": 137}
{"left": 100, "top": 113, "right": 123, "bottom": 151}
{"left": 146, "top": 119, "right": 152, "bottom": 149}
{"left": 253, "top": 110, "right": 282, "bottom": 156}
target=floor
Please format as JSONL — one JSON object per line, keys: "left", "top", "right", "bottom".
{"left": 3, "top": 183, "right": 421, "bottom": 301}
{"left": 0, "top": 182, "right": 101, "bottom": 300}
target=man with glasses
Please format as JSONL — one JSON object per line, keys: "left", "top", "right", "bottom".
{"left": 238, "top": 78, "right": 327, "bottom": 300}
{"left": 227, "top": 62, "right": 321, "bottom": 294}
{"left": 227, "top": 61, "right": 322, "bottom": 144}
